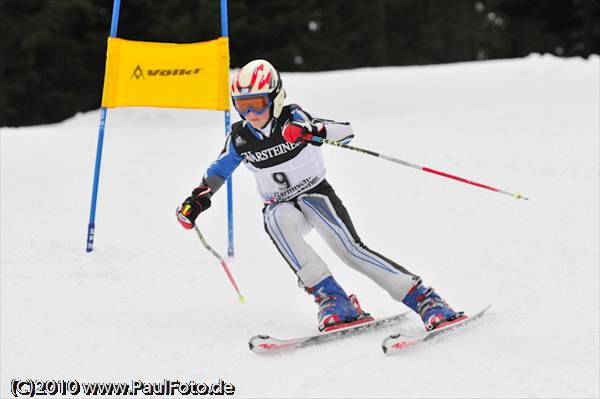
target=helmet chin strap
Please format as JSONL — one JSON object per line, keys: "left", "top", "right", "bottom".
{"left": 255, "top": 102, "right": 275, "bottom": 130}
{"left": 259, "top": 117, "right": 272, "bottom": 130}
{"left": 263, "top": 104, "right": 277, "bottom": 129}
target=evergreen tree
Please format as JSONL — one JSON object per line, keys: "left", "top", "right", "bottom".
{"left": 2, "top": 0, "right": 598, "bottom": 126}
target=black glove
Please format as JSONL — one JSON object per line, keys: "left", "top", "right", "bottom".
{"left": 176, "top": 186, "right": 212, "bottom": 229}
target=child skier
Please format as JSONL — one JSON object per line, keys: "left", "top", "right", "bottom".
{"left": 177, "top": 59, "right": 462, "bottom": 332}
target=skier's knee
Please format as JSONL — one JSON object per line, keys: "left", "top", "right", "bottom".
{"left": 265, "top": 203, "right": 312, "bottom": 236}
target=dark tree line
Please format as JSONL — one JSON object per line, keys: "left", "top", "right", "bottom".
{"left": 2, "top": 0, "right": 599, "bottom": 127}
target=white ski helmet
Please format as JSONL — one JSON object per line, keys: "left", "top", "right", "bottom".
{"left": 231, "top": 59, "right": 286, "bottom": 118}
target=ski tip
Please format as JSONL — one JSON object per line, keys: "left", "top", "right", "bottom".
{"left": 248, "top": 335, "right": 271, "bottom": 353}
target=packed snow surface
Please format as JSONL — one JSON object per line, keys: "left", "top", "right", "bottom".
{"left": 2, "top": 54, "right": 599, "bottom": 398}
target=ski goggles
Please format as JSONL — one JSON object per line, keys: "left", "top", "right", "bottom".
{"left": 233, "top": 95, "right": 272, "bottom": 116}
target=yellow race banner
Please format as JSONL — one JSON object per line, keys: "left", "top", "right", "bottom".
{"left": 101, "top": 37, "right": 229, "bottom": 110}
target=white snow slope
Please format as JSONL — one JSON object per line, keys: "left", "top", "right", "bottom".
{"left": 2, "top": 55, "right": 599, "bottom": 398}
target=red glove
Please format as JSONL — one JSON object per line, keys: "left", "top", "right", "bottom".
{"left": 282, "top": 120, "right": 325, "bottom": 144}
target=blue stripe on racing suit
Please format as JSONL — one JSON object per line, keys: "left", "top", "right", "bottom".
{"left": 206, "top": 134, "right": 242, "bottom": 180}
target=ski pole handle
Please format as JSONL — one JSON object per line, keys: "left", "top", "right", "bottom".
{"left": 193, "top": 225, "right": 246, "bottom": 303}
{"left": 310, "top": 136, "right": 529, "bottom": 200}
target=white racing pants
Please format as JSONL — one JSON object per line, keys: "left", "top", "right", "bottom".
{"left": 263, "top": 182, "right": 418, "bottom": 301}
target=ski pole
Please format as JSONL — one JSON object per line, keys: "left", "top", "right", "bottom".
{"left": 193, "top": 225, "right": 246, "bottom": 303}
{"left": 310, "top": 136, "right": 529, "bottom": 200}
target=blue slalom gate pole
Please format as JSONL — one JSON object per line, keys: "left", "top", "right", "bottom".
{"left": 221, "top": 0, "right": 234, "bottom": 257}
{"left": 86, "top": 0, "right": 122, "bottom": 252}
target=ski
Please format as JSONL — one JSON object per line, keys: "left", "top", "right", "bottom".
{"left": 381, "top": 305, "right": 491, "bottom": 355}
{"left": 249, "top": 311, "right": 411, "bottom": 354}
